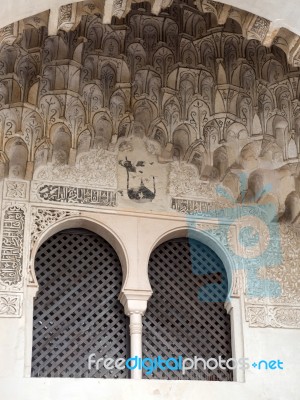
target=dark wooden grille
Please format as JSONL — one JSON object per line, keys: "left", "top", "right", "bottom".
{"left": 31, "top": 228, "right": 129, "bottom": 378}
{"left": 143, "top": 238, "right": 232, "bottom": 381}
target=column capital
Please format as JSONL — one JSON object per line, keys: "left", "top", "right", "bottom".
{"left": 224, "top": 300, "right": 233, "bottom": 314}
{"left": 119, "top": 289, "right": 152, "bottom": 316}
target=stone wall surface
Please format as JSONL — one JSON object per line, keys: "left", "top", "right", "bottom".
{"left": 0, "top": 1, "right": 299, "bottom": 399}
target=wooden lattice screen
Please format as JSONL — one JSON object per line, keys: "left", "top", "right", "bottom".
{"left": 143, "top": 238, "right": 232, "bottom": 380}
{"left": 31, "top": 228, "right": 129, "bottom": 378}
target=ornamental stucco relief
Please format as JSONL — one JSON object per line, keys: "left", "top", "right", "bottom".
{"left": 0, "top": 1, "right": 297, "bottom": 327}
{"left": 0, "top": 293, "right": 22, "bottom": 317}
{"left": 0, "top": 205, "right": 25, "bottom": 290}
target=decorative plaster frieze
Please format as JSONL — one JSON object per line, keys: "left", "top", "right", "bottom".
{"left": 33, "top": 149, "right": 118, "bottom": 189}
{"left": 31, "top": 207, "right": 81, "bottom": 249}
{"left": 171, "top": 198, "right": 217, "bottom": 214}
{"left": 32, "top": 183, "right": 117, "bottom": 207}
{"left": 0, "top": 205, "right": 25, "bottom": 291}
{"left": 246, "top": 16, "right": 270, "bottom": 42}
{"left": 246, "top": 304, "right": 300, "bottom": 328}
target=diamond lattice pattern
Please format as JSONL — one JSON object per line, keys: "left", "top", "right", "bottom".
{"left": 31, "top": 228, "right": 129, "bottom": 378}
{"left": 143, "top": 238, "right": 232, "bottom": 380}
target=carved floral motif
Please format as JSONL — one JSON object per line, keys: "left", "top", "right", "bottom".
{"left": 5, "top": 181, "right": 27, "bottom": 199}
{"left": 31, "top": 208, "right": 81, "bottom": 248}
{"left": 0, "top": 293, "right": 22, "bottom": 317}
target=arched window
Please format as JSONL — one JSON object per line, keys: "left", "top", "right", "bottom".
{"left": 31, "top": 228, "right": 129, "bottom": 378}
{"left": 143, "top": 237, "right": 232, "bottom": 380}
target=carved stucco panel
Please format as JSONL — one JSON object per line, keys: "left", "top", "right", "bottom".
{"left": 27, "top": 207, "right": 81, "bottom": 287}
{"left": 0, "top": 204, "right": 26, "bottom": 292}
{"left": 30, "top": 207, "right": 81, "bottom": 251}
{"left": 4, "top": 180, "right": 28, "bottom": 200}
{"left": 0, "top": 292, "right": 22, "bottom": 317}
{"left": 193, "top": 218, "right": 300, "bottom": 327}
{"left": 246, "top": 305, "right": 300, "bottom": 329}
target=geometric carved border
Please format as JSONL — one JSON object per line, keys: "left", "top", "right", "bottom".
{"left": 0, "top": 205, "right": 25, "bottom": 291}
{"left": 246, "top": 304, "right": 300, "bottom": 329}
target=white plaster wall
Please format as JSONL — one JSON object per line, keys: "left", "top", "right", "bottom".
{"left": 0, "top": 326, "right": 299, "bottom": 400}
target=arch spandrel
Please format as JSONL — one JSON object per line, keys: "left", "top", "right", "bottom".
{"left": 29, "top": 215, "right": 130, "bottom": 292}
